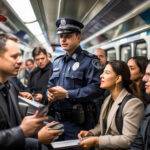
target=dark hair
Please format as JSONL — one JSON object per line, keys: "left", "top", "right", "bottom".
{"left": 25, "top": 59, "right": 34, "bottom": 65}
{"left": 32, "top": 47, "right": 47, "bottom": 58}
{"left": 128, "top": 56, "right": 148, "bottom": 74}
{"left": 0, "top": 33, "right": 19, "bottom": 53}
{"left": 108, "top": 60, "right": 132, "bottom": 92}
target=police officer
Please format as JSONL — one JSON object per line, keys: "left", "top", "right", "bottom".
{"left": 47, "top": 18, "right": 104, "bottom": 140}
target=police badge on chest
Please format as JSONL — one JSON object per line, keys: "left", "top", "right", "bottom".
{"left": 72, "top": 62, "right": 80, "bottom": 71}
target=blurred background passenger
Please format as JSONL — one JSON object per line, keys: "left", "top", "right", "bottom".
{"left": 27, "top": 47, "right": 53, "bottom": 104}
{"left": 24, "top": 59, "right": 35, "bottom": 85}
{"left": 78, "top": 60, "right": 144, "bottom": 150}
{"left": 130, "top": 60, "right": 150, "bottom": 150}
{"left": 95, "top": 48, "right": 107, "bottom": 72}
{"left": 127, "top": 56, "right": 149, "bottom": 106}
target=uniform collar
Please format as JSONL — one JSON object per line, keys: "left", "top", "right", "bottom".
{"left": 64, "top": 46, "right": 82, "bottom": 62}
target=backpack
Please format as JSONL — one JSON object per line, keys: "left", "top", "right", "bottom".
{"left": 115, "top": 94, "right": 136, "bottom": 134}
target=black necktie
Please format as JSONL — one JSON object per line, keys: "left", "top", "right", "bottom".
{"left": 0, "top": 82, "right": 10, "bottom": 97}
{"left": 0, "top": 82, "right": 18, "bottom": 126}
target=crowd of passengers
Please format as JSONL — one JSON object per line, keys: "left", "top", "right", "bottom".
{"left": 0, "top": 18, "right": 150, "bottom": 150}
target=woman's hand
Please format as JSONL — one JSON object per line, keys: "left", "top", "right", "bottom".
{"left": 78, "top": 130, "right": 93, "bottom": 139}
{"left": 79, "top": 136, "right": 99, "bottom": 150}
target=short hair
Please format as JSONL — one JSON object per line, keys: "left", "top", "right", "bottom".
{"left": 128, "top": 56, "right": 148, "bottom": 74}
{"left": 108, "top": 60, "right": 132, "bottom": 92}
{"left": 25, "top": 59, "right": 34, "bottom": 65}
{"left": 0, "top": 33, "right": 19, "bottom": 53}
{"left": 32, "top": 47, "right": 47, "bottom": 58}
{"left": 96, "top": 48, "right": 107, "bottom": 57}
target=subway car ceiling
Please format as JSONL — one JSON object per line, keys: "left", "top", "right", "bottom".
{"left": 0, "top": 0, "right": 149, "bottom": 59}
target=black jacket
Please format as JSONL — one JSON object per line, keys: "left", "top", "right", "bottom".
{"left": 0, "top": 82, "right": 25, "bottom": 150}
{"left": 28, "top": 61, "right": 53, "bottom": 104}
{"left": 130, "top": 104, "right": 150, "bottom": 150}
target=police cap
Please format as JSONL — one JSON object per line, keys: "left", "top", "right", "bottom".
{"left": 56, "top": 18, "right": 84, "bottom": 34}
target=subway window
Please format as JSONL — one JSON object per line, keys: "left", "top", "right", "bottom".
{"left": 120, "top": 44, "right": 131, "bottom": 62}
{"left": 135, "top": 40, "right": 147, "bottom": 57}
{"left": 107, "top": 48, "right": 116, "bottom": 61}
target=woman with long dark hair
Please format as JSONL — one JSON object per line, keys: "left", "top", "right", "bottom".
{"left": 78, "top": 60, "right": 144, "bottom": 150}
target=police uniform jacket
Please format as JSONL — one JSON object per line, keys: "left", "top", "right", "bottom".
{"left": 0, "top": 82, "right": 25, "bottom": 149}
{"left": 90, "top": 89, "right": 144, "bottom": 150}
{"left": 48, "top": 46, "right": 103, "bottom": 111}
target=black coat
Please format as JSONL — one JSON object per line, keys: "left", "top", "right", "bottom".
{"left": 130, "top": 104, "right": 150, "bottom": 150}
{"left": 0, "top": 82, "right": 25, "bottom": 150}
{"left": 28, "top": 61, "right": 53, "bottom": 104}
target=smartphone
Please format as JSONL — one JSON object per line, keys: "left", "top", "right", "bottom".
{"left": 38, "top": 105, "right": 49, "bottom": 115}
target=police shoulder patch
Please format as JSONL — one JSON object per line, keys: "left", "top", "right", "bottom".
{"left": 92, "top": 59, "right": 101, "bottom": 69}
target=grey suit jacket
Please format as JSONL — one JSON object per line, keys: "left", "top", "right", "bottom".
{"left": 90, "top": 89, "right": 144, "bottom": 150}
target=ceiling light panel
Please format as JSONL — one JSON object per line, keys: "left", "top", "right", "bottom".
{"left": 6, "top": 0, "right": 36, "bottom": 23}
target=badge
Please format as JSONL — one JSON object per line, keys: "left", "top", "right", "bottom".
{"left": 72, "top": 62, "right": 80, "bottom": 71}
{"left": 60, "top": 19, "right": 66, "bottom": 27}
{"left": 92, "top": 59, "right": 101, "bottom": 69}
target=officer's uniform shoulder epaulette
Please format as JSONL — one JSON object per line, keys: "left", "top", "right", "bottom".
{"left": 81, "top": 50, "right": 95, "bottom": 58}
{"left": 82, "top": 50, "right": 101, "bottom": 70}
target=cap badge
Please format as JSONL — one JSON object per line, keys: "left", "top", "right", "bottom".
{"left": 60, "top": 19, "right": 66, "bottom": 27}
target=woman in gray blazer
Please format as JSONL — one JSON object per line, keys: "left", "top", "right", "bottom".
{"left": 78, "top": 60, "right": 144, "bottom": 150}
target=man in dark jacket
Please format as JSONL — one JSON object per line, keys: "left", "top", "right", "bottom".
{"left": 27, "top": 47, "right": 53, "bottom": 104}
{"left": 0, "top": 33, "right": 60, "bottom": 150}
{"left": 130, "top": 60, "right": 150, "bottom": 150}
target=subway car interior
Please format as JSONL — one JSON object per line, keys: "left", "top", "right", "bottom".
{"left": 0, "top": 0, "right": 149, "bottom": 60}
{"left": 0, "top": 0, "right": 150, "bottom": 149}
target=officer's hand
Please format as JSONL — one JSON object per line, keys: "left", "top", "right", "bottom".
{"left": 49, "top": 86, "right": 68, "bottom": 100}
{"left": 19, "top": 91, "right": 33, "bottom": 100}
{"left": 20, "top": 111, "right": 48, "bottom": 137}
{"left": 38, "top": 123, "right": 62, "bottom": 144}
{"left": 47, "top": 90, "right": 55, "bottom": 103}
{"left": 33, "top": 93, "right": 43, "bottom": 102}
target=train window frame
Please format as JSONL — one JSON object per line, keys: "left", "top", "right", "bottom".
{"left": 106, "top": 48, "right": 116, "bottom": 61}
{"left": 134, "top": 39, "right": 147, "bottom": 57}
{"left": 120, "top": 44, "right": 132, "bottom": 62}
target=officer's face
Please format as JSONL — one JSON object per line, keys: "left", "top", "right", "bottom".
{"left": 0, "top": 39, "right": 22, "bottom": 79}
{"left": 34, "top": 52, "right": 49, "bottom": 69}
{"left": 59, "top": 33, "right": 81, "bottom": 53}
{"left": 100, "top": 64, "right": 120, "bottom": 90}
{"left": 143, "top": 64, "right": 150, "bottom": 94}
